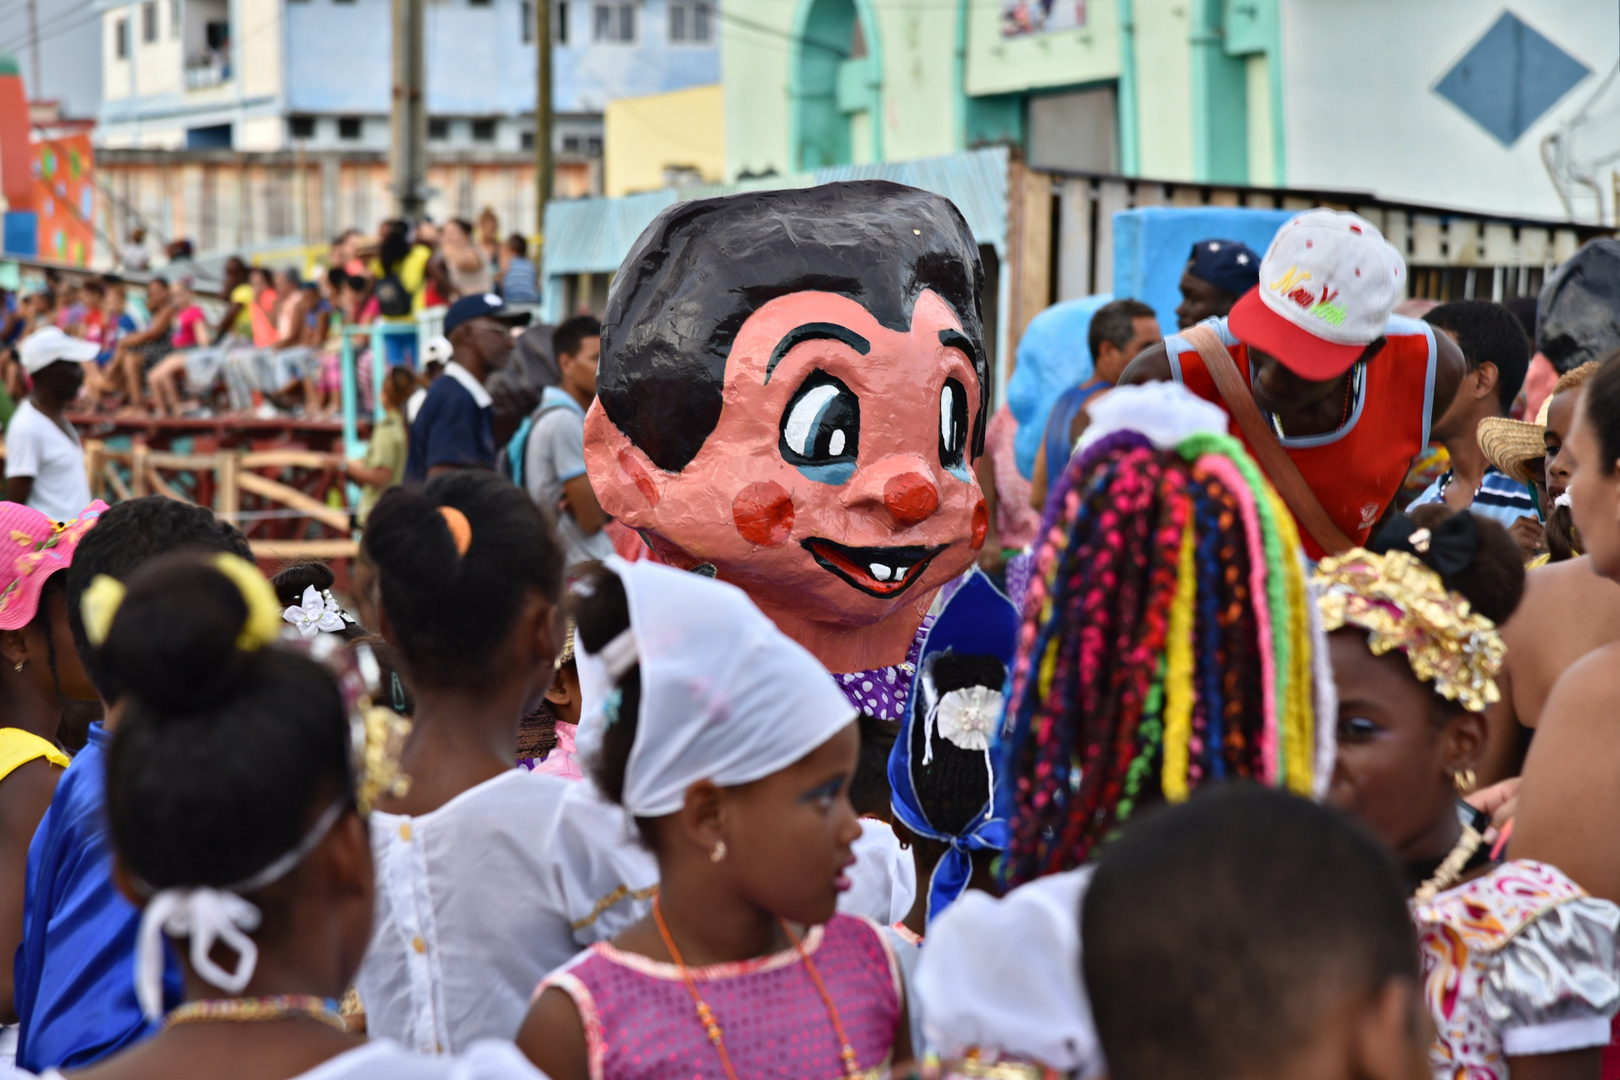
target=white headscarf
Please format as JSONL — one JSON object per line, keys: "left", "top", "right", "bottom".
{"left": 575, "top": 558, "right": 857, "bottom": 817}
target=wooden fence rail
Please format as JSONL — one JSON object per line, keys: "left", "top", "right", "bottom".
{"left": 84, "top": 440, "right": 360, "bottom": 563}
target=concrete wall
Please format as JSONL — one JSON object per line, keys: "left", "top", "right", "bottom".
{"left": 604, "top": 83, "right": 724, "bottom": 196}
{"left": 1281, "top": 0, "right": 1618, "bottom": 222}
{"left": 721, "top": 2, "right": 795, "bottom": 178}
{"left": 963, "top": 0, "right": 1119, "bottom": 97}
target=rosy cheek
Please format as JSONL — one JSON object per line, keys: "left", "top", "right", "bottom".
{"left": 733, "top": 482, "right": 795, "bottom": 547}
{"left": 971, "top": 500, "right": 988, "bottom": 550}
{"left": 619, "top": 449, "right": 660, "bottom": 507}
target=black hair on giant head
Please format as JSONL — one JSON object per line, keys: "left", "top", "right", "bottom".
{"left": 909, "top": 653, "right": 1002, "bottom": 834}
{"left": 362, "top": 471, "right": 563, "bottom": 692}
{"left": 64, "top": 496, "right": 253, "bottom": 702}
{"left": 598, "top": 180, "right": 987, "bottom": 473}
{"left": 1083, "top": 786, "right": 1417, "bottom": 1080}
{"left": 102, "top": 555, "right": 351, "bottom": 903}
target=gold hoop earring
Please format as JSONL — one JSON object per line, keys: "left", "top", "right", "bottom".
{"left": 710, "top": 840, "right": 727, "bottom": 863}
{"left": 1453, "top": 768, "right": 1476, "bottom": 795}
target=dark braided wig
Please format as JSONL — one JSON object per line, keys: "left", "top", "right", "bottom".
{"left": 997, "top": 428, "right": 1320, "bottom": 886}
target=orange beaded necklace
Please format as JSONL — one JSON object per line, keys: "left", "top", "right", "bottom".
{"left": 652, "top": 897, "right": 862, "bottom": 1080}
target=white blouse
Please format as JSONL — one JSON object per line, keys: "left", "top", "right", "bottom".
{"left": 356, "top": 770, "right": 658, "bottom": 1054}
{"left": 37, "top": 1039, "right": 549, "bottom": 1080}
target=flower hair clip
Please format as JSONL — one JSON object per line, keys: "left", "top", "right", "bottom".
{"left": 283, "top": 587, "right": 356, "bottom": 638}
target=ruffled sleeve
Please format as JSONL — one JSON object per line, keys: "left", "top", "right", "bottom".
{"left": 1481, "top": 895, "right": 1620, "bottom": 1057}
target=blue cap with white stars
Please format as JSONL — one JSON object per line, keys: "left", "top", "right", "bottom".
{"left": 1186, "top": 238, "right": 1261, "bottom": 298}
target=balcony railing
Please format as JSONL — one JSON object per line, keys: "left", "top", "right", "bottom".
{"left": 184, "top": 53, "right": 231, "bottom": 90}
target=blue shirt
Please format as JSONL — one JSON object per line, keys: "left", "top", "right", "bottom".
{"left": 1409, "top": 465, "right": 1539, "bottom": 528}
{"left": 501, "top": 257, "right": 540, "bottom": 305}
{"left": 405, "top": 362, "right": 495, "bottom": 482}
{"left": 15, "top": 723, "right": 182, "bottom": 1072}
{"left": 1042, "top": 378, "right": 1110, "bottom": 484}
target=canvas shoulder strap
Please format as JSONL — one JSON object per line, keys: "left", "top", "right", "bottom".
{"left": 1182, "top": 324, "right": 1355, "bottom": 557}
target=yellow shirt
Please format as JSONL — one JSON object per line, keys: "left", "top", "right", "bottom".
{"left": 0, "top": 727, "right": 70, "bottom": 784}
{"left": 229, "top": 283, "right": 256, "bottom": 338}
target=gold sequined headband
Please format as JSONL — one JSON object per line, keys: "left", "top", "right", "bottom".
{"left": 1313, "top": 548, "right": 1505, "bottom": 713}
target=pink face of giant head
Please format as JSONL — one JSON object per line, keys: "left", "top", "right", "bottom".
{"left": 584, "top": 289, "right": 986, "bottom": 671}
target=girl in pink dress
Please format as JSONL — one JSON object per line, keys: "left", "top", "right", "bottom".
{"left": 517, "top": 560, "right": 911, "bottom": 1080}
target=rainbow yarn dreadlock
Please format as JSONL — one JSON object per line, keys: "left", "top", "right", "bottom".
{"left": 997, "top": 426, "right": 1321, "bottom": 886}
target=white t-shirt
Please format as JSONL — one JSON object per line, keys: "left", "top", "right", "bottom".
{"left": 40, "top": 1037, "right": 548, "bottom": 1080}
{"left": 356, "top": 769, "right": 658, "bottom": 1054}
{"left": 4, "top": 400, "right": 90, "bottom": 523}
{"left": 916, "top": 866, "right": 1102, "bottom": 1077}
{"left": 838, "top": 818, "right": 917, "bottom": 925}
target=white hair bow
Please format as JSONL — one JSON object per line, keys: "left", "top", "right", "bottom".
{"left": 283, "top": 586, "right": 350, "bottom": 638}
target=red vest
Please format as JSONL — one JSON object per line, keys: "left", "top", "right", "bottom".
{"left": 1168, "top": 316, "right": 1437, "bottom": 560}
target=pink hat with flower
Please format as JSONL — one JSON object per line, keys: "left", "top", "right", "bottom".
{"left": 0, "top": 500, "right": 109, "bottom": 631}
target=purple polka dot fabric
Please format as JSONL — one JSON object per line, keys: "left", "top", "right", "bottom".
{"left": 835, "top": 616, "right": 934, "bottom": 721}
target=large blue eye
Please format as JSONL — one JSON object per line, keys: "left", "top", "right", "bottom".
{"left": 939, "top": 377, "right": 970, "bottom": 479}
{"left": 780, "top": 372, "right": 860, "bottom": 485}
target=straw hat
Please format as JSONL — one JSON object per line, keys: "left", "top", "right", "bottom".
{"left": 1477, "top": 417, "right": 1546, "bottom": 486}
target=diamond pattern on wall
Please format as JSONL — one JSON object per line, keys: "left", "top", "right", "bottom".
{"left": 1433, "top": 10, "right": 1591, "bottom": 146}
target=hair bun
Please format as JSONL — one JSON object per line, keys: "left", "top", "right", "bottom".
{"left": 101, "top": 555, "right": 256, "bottom": 714}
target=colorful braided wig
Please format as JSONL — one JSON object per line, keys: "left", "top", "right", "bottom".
{"left": 997, "top": 428, "right": 1325, "bottom": 886}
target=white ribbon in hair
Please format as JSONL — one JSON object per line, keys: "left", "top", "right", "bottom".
{"left": 919, "top": 657, "right": 1002, "bottom": 809}
{"left": 136, "top": 889, "right": 263, "bottom": 1019}
{"left": 596, "top": 627, "right": 639, "bottom": 681}
{"left": 133, "top": 799, "right": 346, "bottom": 1019}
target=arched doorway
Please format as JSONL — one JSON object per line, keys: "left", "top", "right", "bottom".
{"left": 791, "top": 0, "right": 882, "bottom": 170}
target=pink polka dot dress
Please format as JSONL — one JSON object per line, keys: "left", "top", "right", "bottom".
{"left": 539, "top": 913, "right": 903, "bottom": 1080}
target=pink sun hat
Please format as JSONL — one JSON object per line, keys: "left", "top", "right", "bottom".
{"left": 0, "top": 500, "right": 109, "bottom": 631}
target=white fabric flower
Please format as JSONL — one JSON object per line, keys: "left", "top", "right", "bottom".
{"left": 934, "top": 686, "right": 1003, "bottom": 753}
{"left": 283, "top": 585, "right": 347, "bottom": 638}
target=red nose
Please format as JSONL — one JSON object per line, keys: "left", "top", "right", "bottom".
{"left": 883, "top": 472, "right": 939, "bottom": 526}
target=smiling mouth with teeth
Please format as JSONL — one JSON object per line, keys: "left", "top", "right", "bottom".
{"left": 799, "top": 538, "right": 947, "bottom": 598}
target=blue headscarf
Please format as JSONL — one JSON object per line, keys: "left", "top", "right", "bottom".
{"left": 886, "top": 569, "right": 1020, "bottom": 925}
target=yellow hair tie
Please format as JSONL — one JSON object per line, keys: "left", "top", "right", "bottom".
{"left": 1161, "top": 520, "right": 1197, "bottom": 803}
{"left": 210, "top": 554, "right": 284, "bottom": 651}
{"left": 81, "top": 574, "right": 127, "bottom": 647}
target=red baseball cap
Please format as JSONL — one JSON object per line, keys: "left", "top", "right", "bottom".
{"left": 0, "top": 500, "right": 108, "bottom": 631}
{"left": 1227, "top": 210, "right": 1406, "bottom": 381}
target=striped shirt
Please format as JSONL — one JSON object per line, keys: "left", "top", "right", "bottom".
{"left": 1409, "top": 465, "right": 1538, "bottom": 527}
{"left": 501, "top": 257, "right": 540, "bottom": 304}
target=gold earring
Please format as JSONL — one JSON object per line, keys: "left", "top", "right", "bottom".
{"left": 12, "top": 660, "right": 22, "bottom": 673}
{"left": 1453, "top": 768, "right": 1476, "bottom": 795}
{"left": 710, "top": 840, "right": 727, "bottom": 863}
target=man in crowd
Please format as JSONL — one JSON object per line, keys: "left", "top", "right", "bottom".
{"left": 405, "top": 293, "right": 528, "bottom": 481}
{"left": 1029, "top": 298, "right": 1161, "bottom": 510}
{"left": 1122, "top": 209, "right": 1464, "bottom": 558}
{"left": 5, "top": 327, "right": 95, "bottom": 521}
{"left": 521, "top": 315, "right": 612, "bottom": 569}
{"left": 1174, "top": 238, "right": 1261, "bottom": 329}
{"left": 500, "top": 235, "right": 541, "bottom": 305}
{"left": 1408, "top": 301, "right": 1538, "bottom": 552}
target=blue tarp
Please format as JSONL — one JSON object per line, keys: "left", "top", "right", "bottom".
{"left": 1005, "top": 294, "right": 1113, "bottom": 479}
{"left": 1112, "top": 206, "right": 1295, "bottom": 335}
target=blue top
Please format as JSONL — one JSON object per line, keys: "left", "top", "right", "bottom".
{"left": 15, "top": 723, "right": 182, "bottom": 1073}
{"left": 502, "top": 257, "right": 541, "bottom": 305}
{"left": 1409, "top": 465, "right": 1539, "bottom": 528}
{"left": 1041, "top": 378, "right": 1110, "bottom": 485}
{"left": 405, "top": 362, "right": 496, "bottom": 482}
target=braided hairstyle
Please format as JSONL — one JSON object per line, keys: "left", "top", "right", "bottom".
{"left": 999, "top": 430, "right": 1320, "bottom": 885}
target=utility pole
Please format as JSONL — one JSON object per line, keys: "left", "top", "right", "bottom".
{"left": 390, "top": 0, "right": 427, "bottom": 219}
{"left": 25, "top": 0, "right": 40, "bottom": 101}
{"left": 534, "top": 0, "right": 552, "bottom": 258}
